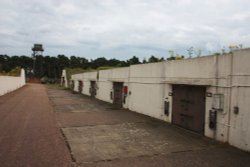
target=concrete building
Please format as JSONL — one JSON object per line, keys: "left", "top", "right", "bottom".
{"left": 97, "top": 67, "right": 129, "bottom": 108}
{"left": 79, "top": 71, "right": 98, "bottom": 97}
{"left": 69, "top": 48, "right": 250, "bottom": 152}
{"left": 61, "top": 69, "right": 68, "bottom": 88}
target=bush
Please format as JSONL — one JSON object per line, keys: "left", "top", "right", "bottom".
{"left": 0, "top": 67, "right": 21, "bottom": 76}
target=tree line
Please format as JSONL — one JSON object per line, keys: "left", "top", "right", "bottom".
{"left": 0, "top": 54, "right": 178, "bottom": 79}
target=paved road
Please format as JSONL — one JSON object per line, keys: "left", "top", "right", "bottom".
{"left": 0, "top": 84, "right": 72, "bottom": 167}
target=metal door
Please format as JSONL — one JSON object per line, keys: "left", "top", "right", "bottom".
{"left": 172, "top": 85, "right": 205, "bottom": 134}
{"left": 78, "top": 81, "right": 83, "bottom": 93}
{"left": 62, "top": 77, "right": 65, "bottom": 85}
{"left": 113, "top": 82, "right": 123, "bottom": 108}
{"left": 70, "top": 80, "right": 74, "bottom": 90}
{"left": 90, "top": 81, "right": 96, "bottom": 97}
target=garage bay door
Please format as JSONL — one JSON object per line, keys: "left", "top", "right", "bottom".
{"left": 172, "top": 85, "right": 206, "bottom": 134}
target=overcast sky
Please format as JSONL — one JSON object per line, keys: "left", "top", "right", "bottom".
{"left": 0, "top": 0, "right": 250, "bottom": 60}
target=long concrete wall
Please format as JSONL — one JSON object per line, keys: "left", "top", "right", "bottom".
{"left": 0, "top": 69, "right": 26, "bottom": 96}
{"left": 69, "top": 48, "right": 250, "bottom": 152}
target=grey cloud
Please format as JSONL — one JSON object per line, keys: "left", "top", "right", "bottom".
{"left": 78, "top": 40, "right": 101, "bottom": 47}
{"left": 0, "top": 0, "right": 250, "bottom": 59}
{"left": 115, "top": 44, "right": 166, "bottom": 52}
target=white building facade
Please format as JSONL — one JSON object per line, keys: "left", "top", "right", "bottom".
{"left": 69, "top": 49, "right": 250, "bottom": 152}
{"left": 61, "top": 69, "right": 68, "bottom": 88}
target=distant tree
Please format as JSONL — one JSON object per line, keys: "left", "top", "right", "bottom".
{"left": 148, "top": 55, "right": 159, "bottom": 63}
{"left": 47, "top": 56, "right": 58, "bottom": 78}
{"left": 142, "top": 57, "right": 147, "bottom": 64}
{"left": 69, "top": 56, "right": 88, "bottom": 68}
{"left": 167, "top": 56, "right": 176, "bottom": 60}
{"left": 106, "top": 58, "right": 122, "bottom": 67}
{"left": 117, "top": 60, "right": 129, "bottom": 67}
{"left": 1, "top": 53, "right": 169, "bottom": 79}
{"left": 0, "top": 54, "right": 34, "bottom": 75}
{"left": 167, "top": 54, "right": 184, "bottom": 61}
{"left": 91, "top": 57, "right": 108, "bottom": 69}
{"left": 70, "top": 56, "right": 79, "bottom": 68}
{"left": 79, "top": 57, "right": 88, "bottom": 68}
{"left": 127, "top": 56, "right": 140, "bottom": 65}
{"left": 159, "top": 57, "right": 165, "bottom": 61}
{"left": 229, "top": 45, "right": 239, "bottom": 52}
{"left": 43, "top": 56, "right": 58, "bottom": 78}
{"left": 19, "top": 55, "right": 33, "bottom": 71}
{"left": 57, "top": 54, "right": 70, "bottom": 73}
{"left": 175, "top": 54, "right": 185, "bottom": 60}
{"left": 213, "top": 52, "right": 221, "bottom": 56}
{"left": 8, "top": 56, "right": 20, "bottom": 71}
{"left": 33, "top": 55, "right": 45, "bottom": 77}
{"left": 0, "top": 55, "right": 9, "bottom": 71}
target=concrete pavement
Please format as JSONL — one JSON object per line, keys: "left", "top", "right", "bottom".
{"left": 48, "top": 86, "right": 250, "bottom": 167}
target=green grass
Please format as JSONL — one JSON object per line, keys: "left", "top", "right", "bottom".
{"left": 97, "top": 66, "right": 119, "bottom": 70}
{"left": 65, "top": 68, "right": 96, "bottom": 80}
{"left": 0, "top": 67, "right": 21, "bottom": 76}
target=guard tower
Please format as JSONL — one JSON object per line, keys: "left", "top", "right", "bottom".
{"left": 32, "top": 44, "right": 44, "bottom": 57}
{"left": 31, "top": 44, "right": 44, "bottom": 76}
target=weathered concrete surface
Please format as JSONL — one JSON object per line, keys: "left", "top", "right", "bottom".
{"left": 48, "top": 89, "right": 150, "bottom": 128}
{"left": 62, "top": 122, "right": 213, "bottom": 163}
{"left": 0, "top": 84, "right": 72, "bottom": 167}
{"left": 79, "top": 147, "right": 250, "bottom": 167}
{"left": 48, "top": 87, "right": 250, "bottom": 167}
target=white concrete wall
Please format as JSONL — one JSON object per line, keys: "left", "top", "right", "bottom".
{"left": 71, "top": 74, "right": 81, "bottom": 92}
{"left": 161, "top": 49, "right": 250, "bottom": 151}
{"left": 228, "top": 49, "right": 250, "bottom": 151}
{"left": 163, "top": 55, "right": 232, "bottom": 143}
{"left": 97, "top": 68, "right": 129, "bottom": 108}
{"left": 69, "top": 48, "right": 250, "bottom": 152}
{"left": 128, "top": 62, "right": 164, "bottom": 118}
{"left": 0, "top": 69, "right": 26, "bottom": 96}
{"left": 71, "top": 71, "right": 97, "bottom": 95}
{"left": 82, "top": 71, "right": 97, "bottom": 96}
{"left": 97, "top": 69, "right": 113, "bottom": 103}
{"left": 61, "top": 69, "right": 68, "bottom": 88}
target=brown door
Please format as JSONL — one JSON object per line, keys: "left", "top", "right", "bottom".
{"left": 71, "top": 80, "right": 75, "bottom": 90}
{"left": 90, "top": 81, "right": 96, "bottom": 97}
{"left": 113, "top": 82, "right": 123, "bottom": 108}
{"left": 62, "top": 77, "right": 65, "bottom": 85}
{"left": 78, "top": 81, "right": 83, "bottom": 93}
{"left": 172, "top": 85, "right": 206, "bottom": 134}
